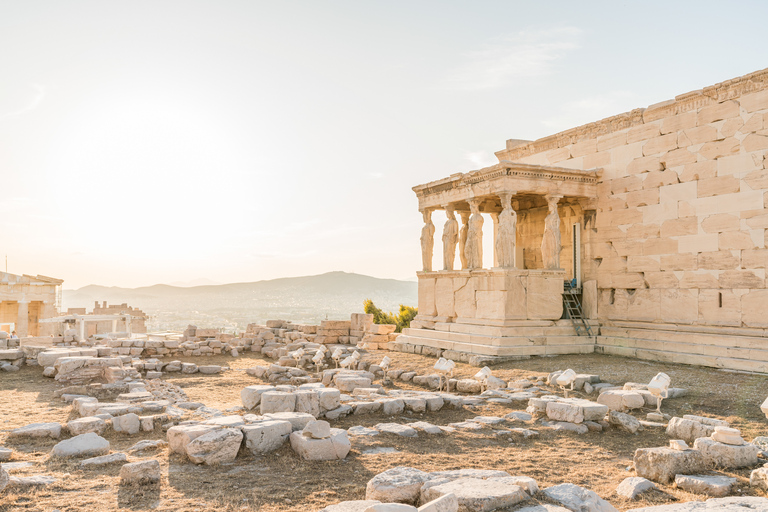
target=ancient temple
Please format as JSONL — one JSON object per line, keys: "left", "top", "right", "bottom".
{"left": 400, "top": 163, "right": 600, "bottom": 358}
{"left": 398, "top": 68, "right": 768, "bottom": 373}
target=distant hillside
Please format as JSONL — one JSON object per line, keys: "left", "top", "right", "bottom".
{"left": 63, "top": 271, "right": 417, "bottom": 332}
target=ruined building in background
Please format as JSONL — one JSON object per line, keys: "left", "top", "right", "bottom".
{"left": 0, "top": 272, "right": 63, "bottom": 336}
{"left": 65, "top": 301, "right": 148, "bottom": 337}
{"left": 400, "top": 68, "right": 768, "bottom": 373}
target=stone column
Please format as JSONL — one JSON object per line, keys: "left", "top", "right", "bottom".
{"left": 495, "top": 191, "right": 518, "bottom": 268}
{"left": 458, "top": 211, "right": 470, "bottom": 269}
{"left": 112, "top": 319, "right": 118, "bottom": 332}
{"left": 419, "top": 208, "right": 435, "bottom": 272}
{"left": 541, "top": 194, "right": 563, "bottom": 270}
{"left": 125, "top": 315, "right": 132, "bottom": 336}
{"left": 78, "top": 318, "right": 85, "bottom": 341}
{"left": 16, "top": 300, "right": 28, "bottom": 337}
{"left": 441, "top": 205, "right": 459, "bottom": 271}
{"left": 465, "top": 198, "right": 484, "bottom": 269}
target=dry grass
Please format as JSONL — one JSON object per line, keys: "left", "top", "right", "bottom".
{"left": 1, "top": 351, "right": 767, "bottom": 511}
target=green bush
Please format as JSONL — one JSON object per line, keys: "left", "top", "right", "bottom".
{"left": 363, "top": 299, "right": 418, "bottom": 333}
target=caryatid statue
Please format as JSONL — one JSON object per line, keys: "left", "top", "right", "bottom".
{"left": 442, "top": 205, "right": 459, "bottom": 270}
{"left": 420, "top": 208, "right": 435, "bottom": 271}
{"left": 541, "top": 195, "right": 562, "bottom": 269}
{"left": 495, "top": 192, "right": 517, "bottom": 268}
{"left": 458, "top": 210, "right": 470, "bottom": 269}
{"left": 464, "top": 198, "right": 484, "bottom": 269}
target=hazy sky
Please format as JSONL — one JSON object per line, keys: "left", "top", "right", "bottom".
{"left": 2, "top": 1, "right": 767, "bottom": 289}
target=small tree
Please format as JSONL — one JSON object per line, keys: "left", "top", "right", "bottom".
{"left": 363, "top": 299, "right": 418, "bottom": 333}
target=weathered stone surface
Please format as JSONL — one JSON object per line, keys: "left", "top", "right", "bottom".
{"left": 364, "top": 505, "right": 417, "bottom": 512}
{"left": 0, "top": 464, "right": 8, "bottom": 493}
{"left": 543, "top": 483, "right": 618, "bottom": 512}
{"left": 67, "top": 416, "right": 107, "bottom": 436}
{"left": 318, "top": 388, "right": 342, "bottom": 412}
{"left": 264, "top": 412, "right": 315, "bottom": 431}
{"left": 407, "top": 422, "right": 443, "bottom": 435}
{"left": 616, "top": 477, "right": 657, "bottom": 499}
{"left": 303, "top": 419, "right": 332, "bottom": 439}
{"left": 634, "top": 447, "right": 707, "bottom": 484}
{"left": 422, "top": 477, "right": 528, "bottom": 512}
{"left": 8, "top": 475, "right": 57, "bottom": 487}
{"left": 0, "top": 447, "right": 11, "bottom": 461}
{"left": 260, "top": 391, "right": 296, "bottom": 414}
{"left": 185, "top": 427, "right": 243, "bottom": 465}
{"left": 625, "top": 496, "right": 768, "bottom": 511}
{"left": 609, "top": 411, "right": 641, "bottom": 434}
{"left": 598, "top": 390, "right": 645, "bottom": 411}
{"left": 693, "top": 438, "right": 758, "bottom": 468}
{"left": 749, "top": 467, "right": 768, "bottom": 490}
{"left": 546, "top": 402, "right": 584, "bottom": 424}
{"left": 674, "top": 475, "right": 735, "bottom": 497}
{"left": 241, "top": 385, "right": 275, "bottom": 410}
{"left": 320, "top": 501, "right": 382, "bottom": 512}
{"left": 80, "top": 452, "right": 128, "bottom": 466}
{"left": 365, "top": 467, "right": 430, "bottom": 504}
{"left": 516, "top": 506, "right": 571, "bottom": 512}
{"left": 666, "top": 417, "right": 716, "bottom": 444}
{"left": 9, "top": 422, "right": 62, "bottom": 439}
{"left": 51, "top": 433, "right": 110, "bottom": 458}
{"left": 127, "top": 439, "right": 168, "bottom": 454}
{"left": 242, "top": 420, "right": 292, "bottom": 454}
{"left": 167, "top": 424, "right": 221, "bottom": 454}
{"left": 375, "top": 423, "right": 418, "bottom": 437}
{"left": 417, "top": 492, "right": 459, "bottom": 512}
{"left": 119, "top": 459, "right": 161, "bottom": 485}
{"left": 112, "top": 413, "right": 141, "bottom": 435}
{"left": 289, "top": 428, "right": 350, "bottom": 460}
{"left": 456, "top": 379, "right": 483, "bottom": 393}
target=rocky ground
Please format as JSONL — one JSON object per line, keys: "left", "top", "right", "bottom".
{"left": 1, "top": 351, "right": 767, "bottom": 512}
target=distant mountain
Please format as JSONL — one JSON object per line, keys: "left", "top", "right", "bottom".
{"left": 168, "top": 278, "right": 221, "bottom": 287}
{"left": 62, "top": 271, "right": 417, "bottom": 332}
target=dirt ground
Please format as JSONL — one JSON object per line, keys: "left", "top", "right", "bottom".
{"left": 1, "top": 350, "right": 768, "bottom": 512}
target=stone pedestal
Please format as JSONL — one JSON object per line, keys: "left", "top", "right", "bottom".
{"left": 398, "top": 269, "right": 594, "bottom": 357}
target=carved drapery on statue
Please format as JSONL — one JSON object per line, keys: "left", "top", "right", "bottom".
{"left": 441, "top": 206, "right": 459, "bottom": 271}
{"left": 464, "top": 199, "right": 484, "bottom": 269}
{"left": 495, "top": 192, "right": 517, "bottom": 268}
{"left": 420, "top": 208, "right": 435, "bottom": 271}
{"left": 458, "top": 210, "right": 470, "bottom": 270}
{"left": 541, "top": 195, "right": 562, "bottom": 270}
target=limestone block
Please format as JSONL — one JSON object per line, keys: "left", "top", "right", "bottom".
{"left": 336, "top": 376, "right": 373, "bottom": 393}
{"left": 378, "top": 398, "right": 405, "bottom": 415}
{"left": 527, "top": 275, "right": 563, "bottom": 320}
{"left": 609, "top": 410, "right": 641, "bottom": 434}
{"left": 616, "top": 477, "right": 657, "bottom": 500}
{"left": 453, "top": 278, "right": 477, "bottom": 318}
{"left": 321, "top": 501, "right": 383, "bottom": 512}
{"left": 294, "top": 389, "right": 321, "bottom": 417}
{"left": 742, "top": 290, "right": 768, "bottom": 328}
{"left": 185, "top": 427, "right": 243, "bottom": 465}
{"left": 112, "top": 413, "right": 141, "bottom": 435}
{"left": 242, "top": 420, "right": 292, "bottom": 453}
{"left": 375, "top": 423, "right": 418, "bottom": 437}
{"left": 418, "top": 278, "right": 437, "bottom": 317}
{"left": 264, "top": 412, "right": 315, "bottom": 431}
{"left": 167, "top": 424, "right": 221, "bottom": 454}
{"left": 260, "top": 391, "right": 296, "bottom": 414}
{"left": 241, "top": 385, "right": 275, "bottom": 410}
{"left": 318, "top": 388, "right": 342, "bottom": 412}
{"left": 633, "top": 447, "right": 707, "bottom": 484}
{"left": 643, "top": 133, "right": 678, "bottom": 156}
{"left": 674, "top": 475, "right": 735, "bottom": 497}
{"left": 693, "top": 437, "right": 758, "bottom": 468}
{"left": 659, "top": 289, "right": 698, "bottom": 325}
{"left": 597, "top": 390, "right": 645, "bottom": 411}
{"left": 546, "top": 402, "right": 584, "bottom": 424}
{"left": 67, "top": 416, "right": 106, "bottom": 436}
{"left": 749, "top": 467, "right": 768, "bottom": 490}
{"left": 366, "top": 467, "right": 430, "bottom": 505}
{"left": 543, "top": 483, "right": 618, "bottom": 512}
{"left": 9, "top": 422, "right": 62, "bottom": 439}
{"left": 289, "top": 428, "right": 350, "bottom": 461}
{"left": 421, "top": 478, "right": 528, "bottom": 512}
{"left": 51, "top": 433, "right": 110, "bottom": 458}
{"left": 119, "top": 459, "right": 160, "bottom": 485}
{"left": 666, "top": 417, "right": 715, "bottom": 444}
{"left": 417, "top": 493, "right": 459, "bottom": 512}
{"left": 403, "top": 397, "right": 427, "bottom": 413}
{"left": 80, "top": 453, "right": 127, "bottom": 466}
{"left": 456, "top": 379, "right": 482, "bottom": 393}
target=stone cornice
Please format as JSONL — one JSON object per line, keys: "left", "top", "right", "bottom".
{"left": 413, "top": 162, "right": 600, "bottom": 199}
{"left": 496, "top": 67, "right": 768, "bottom": 161}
